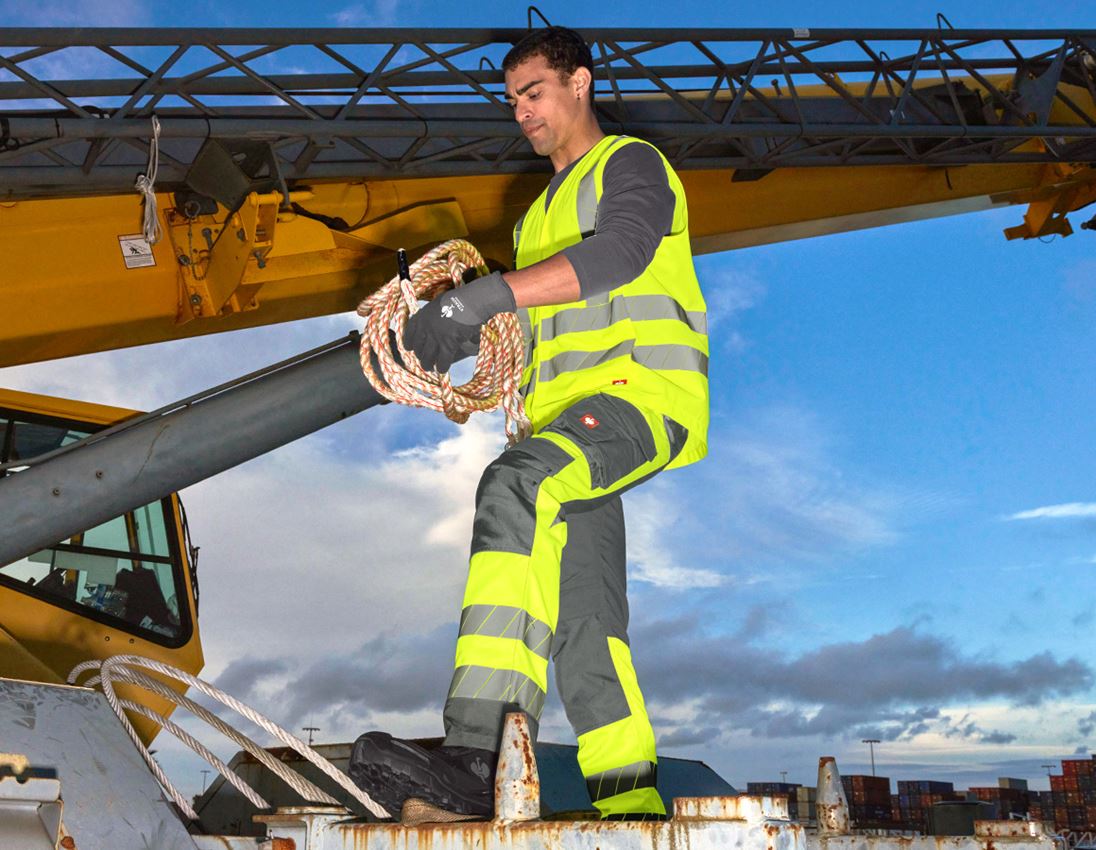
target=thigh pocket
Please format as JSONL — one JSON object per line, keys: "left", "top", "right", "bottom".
{"left": 544, "top": 394, "right": 658, "bottom": 490}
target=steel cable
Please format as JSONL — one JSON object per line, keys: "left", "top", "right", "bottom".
{"left": 68, "top": 655, "right": 391, "bottom": 822}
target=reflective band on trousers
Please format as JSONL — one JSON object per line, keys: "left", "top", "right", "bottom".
{"left": 585, "top": 760, "right": 657, "bottom": 801}
{"left": 538, "top": 294, "right": 707, "bottom": 343}
{"left": 538, "top": 340, "right": 708, "bottom": 383}
{"left": 458, "top": 604, "right": 553, "bottom": 660}
{"left": 448, "top": 664, "right": 547, "bottom": 719}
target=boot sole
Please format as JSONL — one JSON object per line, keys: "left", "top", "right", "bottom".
{"left": 348, "top": 734, "right": 491, "bottom": 819}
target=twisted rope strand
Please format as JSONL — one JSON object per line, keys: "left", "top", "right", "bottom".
{"left": 356, "top": 239, "right": 530, "bottom": 443}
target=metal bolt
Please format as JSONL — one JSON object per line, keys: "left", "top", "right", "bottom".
{"left": 253, "top": 249, "right": 267, "bottom": 269}
{"left": 177, "top": 254, "right": 191, "bottom": 266}
{"left": 190, "top": 293, "right": 202, "bottom": 306}
{"left": 51, "top": 487, "right": 61, "bottom": 496}
{"left": 95, "top": 470, "right": 103, "bottom": 479}
{"left": 236, "top": 228, "right": 246, "bottom": 242}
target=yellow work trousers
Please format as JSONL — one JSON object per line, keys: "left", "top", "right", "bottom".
{"left": 442, "top": 392, "right": 687, "bottom": 818}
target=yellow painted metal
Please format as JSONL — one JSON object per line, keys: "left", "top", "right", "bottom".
{"left": 0, "top": 388, "right": 204, "bottom": 744}
{"left": 0, "top": 74, "right": 1093, "bottom": 368}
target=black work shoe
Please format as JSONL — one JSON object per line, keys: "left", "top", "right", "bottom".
{"left": 348, "top": 732, "right": 495, "bottom": 820}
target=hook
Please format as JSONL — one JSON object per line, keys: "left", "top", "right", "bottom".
{"left": 527, "top": 6, "right": 551, "bottom": 28}
{"left": 936, "top": 12, "right": 955, "bottom": 30}
{"left": 478, "top": 56, "right": 497, "bottom": 71}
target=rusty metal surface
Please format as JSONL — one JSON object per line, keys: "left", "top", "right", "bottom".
{"left": 191, "top": 837, "right": 269, "bottom": 849}
{"left": 255, "top": 802, "right": 1061, "bottom": 850}
{"left": 493, "top": 713, "right": 539, "bottom": 823}
{"left": 817, "top": 756, "right": 851, "bottom": 835}
{"left": 252, "top": 722, "right": 1058, "bottom": 850}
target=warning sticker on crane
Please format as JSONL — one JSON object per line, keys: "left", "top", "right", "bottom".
{"left": 118, "top": 234, "right": 156, "bottom": 269}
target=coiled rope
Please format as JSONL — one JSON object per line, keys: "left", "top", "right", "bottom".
{"left": 68, "top": 655, "right": 391, "bottom": 822}
{"left": 356, "top": 238, "right": 530, "bottom": 444}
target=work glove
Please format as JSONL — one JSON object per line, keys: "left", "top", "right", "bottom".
{"left": 403, "top": 271, "right": 516, "bottom": 373}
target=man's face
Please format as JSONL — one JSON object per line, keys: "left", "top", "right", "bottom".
{"left": 504, "top": 54, "right": 587, "bottom": 158}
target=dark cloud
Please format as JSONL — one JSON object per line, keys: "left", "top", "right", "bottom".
{"left": 272, "top": 626, "right": 456, "bottom": 726}
{"left": 1078, "top": 711, "right": 1096, "bottom": 737}
{"left": 733, "top": 605, "right": 773, "bottom": 643}
{"left": 1072, "top": 604, "right": 1095, "bottom": 629}
{"left": 213, "top": 656, "right": 289, "bottom": 703}
{"left": 632, "top": 622, "right": 1092, "bottom": 745}
{"left": 982, "top": 731, "right": 1018, "bottom": 744}
{"left": 657, "top": 724, "right": 723, "bottom": 748}
{"left": 207, "top": 620, "right": 1090, "bottom": 755}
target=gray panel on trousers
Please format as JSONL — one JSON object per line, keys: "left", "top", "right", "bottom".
{"left": 470, "top": 437, "right": 574, "bottom": 556}
{"left": 543, "top": 394, "right": 657, "bottom": 490}
{"left": 0, "top": 678, "right": 198, "bottom": 850}
{"left": 443, "top": 697, "right": 539, "bottom": 751}
{"left": 553, "top": 499, "right": 633, "bottom": 737}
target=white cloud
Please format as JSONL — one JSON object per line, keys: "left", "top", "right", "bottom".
{"left": 1006, "top": 502, "right": 1096, "bottom": 521}
{"left": 0, "top": 0, "right": 151, "bottom": 27}
{"left": 625, "top": 487, "right": 729, "bottom": 588}
{"left": 700, "top": 265, "right": 765, "bottom": 352}
{"left": 329, "top": 0, "right": 401, "bottom": 27}
{"left": 187, "top": 412, "right": 506, "bottom": 673}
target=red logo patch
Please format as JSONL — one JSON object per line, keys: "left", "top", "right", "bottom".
{"left": 612, "top": 379, "right": 628, "bottom": 385}
{"left": 580, "top": 414, "right": 600, "bottom": 429}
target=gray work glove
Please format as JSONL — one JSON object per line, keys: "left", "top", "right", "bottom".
{"left": 403, "top": 271, "right": 516, "bottom": 373}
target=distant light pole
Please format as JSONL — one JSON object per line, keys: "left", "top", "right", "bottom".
{"left": 780, "top": 771, "right": 788, "bottom": 784}
{"left": 862, "top": 739, "right": 881, "bottom": 776}
{"left": 303, "top": 726, "right": 320, "bottom": 746}
{"left": 1041, "top": 764, "right": 1055, "bottom": 790}
{"left": 200, "top": 769, "right": 211, "bottom": 793}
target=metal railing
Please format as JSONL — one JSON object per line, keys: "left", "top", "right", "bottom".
{"left": 1, "top": 28, "right": 1095, "bottom": 196}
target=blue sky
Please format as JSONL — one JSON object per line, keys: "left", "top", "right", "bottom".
{"left": 2, "top": 0, "right": 1094, "bottom": 801}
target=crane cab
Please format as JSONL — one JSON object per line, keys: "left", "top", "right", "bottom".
{"left": 0, "top": 388, "right": 203, "bottom": 742}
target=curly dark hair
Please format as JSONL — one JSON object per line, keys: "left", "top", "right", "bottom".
{"left": 502, "top": 26, "right": 594, "bottom": 80}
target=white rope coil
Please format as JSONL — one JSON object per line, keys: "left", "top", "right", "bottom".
{"left": 135, "top": 114, "right": 162, "bottom": 245}
{"left": 357, "top": 238, "right": 531, "bottom": 444}
{"left": 68, "top": 655, "right": 391, "bottom": 822}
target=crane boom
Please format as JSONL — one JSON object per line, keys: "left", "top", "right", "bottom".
{"left": 1, "top": 27, "right": 1095, "bottom": 367}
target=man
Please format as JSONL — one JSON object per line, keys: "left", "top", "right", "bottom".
{"left": 349, "top": 25, "right": 709, "bottom": 823}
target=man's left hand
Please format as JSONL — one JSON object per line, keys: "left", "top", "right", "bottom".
{"left": 403, "top": 271, "right": 517, "bottom": 373}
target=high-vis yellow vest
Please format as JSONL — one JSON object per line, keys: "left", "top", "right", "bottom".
{"left": 514, "top": 135, "right": 709, "bottom": 469}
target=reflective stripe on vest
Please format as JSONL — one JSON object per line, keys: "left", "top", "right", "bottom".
{"left": 538, "top": 340, "right": 708, "bottom": 383}
{"left": 539, "top": 294, "right": 707, "bottom": 342}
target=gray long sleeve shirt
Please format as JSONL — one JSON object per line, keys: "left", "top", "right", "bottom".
{"left": 540, "top": 140, "right": 676, "bottom": 301}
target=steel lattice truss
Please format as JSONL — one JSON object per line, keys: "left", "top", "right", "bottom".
{"left": 1, "top": 27, "right": 1096, "bottom": 198}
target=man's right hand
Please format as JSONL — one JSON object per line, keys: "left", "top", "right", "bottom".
{"left": 403, "top": 272, "right": 516, "bottom": 372}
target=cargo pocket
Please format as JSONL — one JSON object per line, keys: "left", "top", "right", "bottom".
{"left": 544, "top": 394, "right": 658, "bottom": 490}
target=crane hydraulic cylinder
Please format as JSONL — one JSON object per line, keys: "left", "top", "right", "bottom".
{"left": 0, "top": 334, "right": 385, "bottom": 567}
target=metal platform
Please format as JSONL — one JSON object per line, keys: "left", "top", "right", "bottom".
{"left": 1, "top": 27, "right": 1095, "bottom": 197}
{"left": 0, "top": 677, "right": 197, "bottom": 850}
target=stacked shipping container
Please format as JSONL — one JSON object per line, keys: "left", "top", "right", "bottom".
{"left": 842, "top": 775, "right": 894, "bottom": 826}
{"left": 893, "top": 780, "right": 966, "bottom": 830}
{"left": 1045, "top": 756, "right": 1096, "bottom": 833}
{"left": 746, "top": 782, "right": 800, "bottom": 820}
{"left": 744, "top": 756, "right": 1096, "bottom": 833}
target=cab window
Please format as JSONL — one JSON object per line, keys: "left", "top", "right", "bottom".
{"left": 0, "top": 411, "right": 191, "bottom": 645}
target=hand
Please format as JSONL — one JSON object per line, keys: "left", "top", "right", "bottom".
{"left": 404, "top": 271, "right": 516, "bottom": 372}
